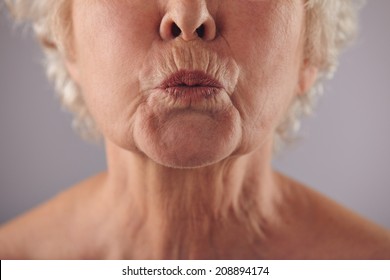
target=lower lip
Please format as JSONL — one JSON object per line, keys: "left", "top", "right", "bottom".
{"left": 147, "top": 86, "right": 229, "bottom": 111}
{"left": 164, "top": 86, "right": 221, "bottom": 101}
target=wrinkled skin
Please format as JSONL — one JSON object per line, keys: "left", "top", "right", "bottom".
{"left": 0, "top": 0, "right": 389, "bottom": 260}
{"left": 66, "top": 0, "right": 314, "bottom": 168}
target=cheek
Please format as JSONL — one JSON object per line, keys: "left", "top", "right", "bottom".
{"left": 72, "top": 2, "right": 160, "bottom": 141}
{"left": 223, "top": 2, "right": 305, "bottom": 150}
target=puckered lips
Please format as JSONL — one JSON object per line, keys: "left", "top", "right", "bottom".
{"left": 158, "top": 70, "right": 223, "bottom": 100}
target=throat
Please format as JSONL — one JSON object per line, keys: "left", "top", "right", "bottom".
{"left": 103, "top": 142, "right": 278, "bottom": 259}
{"left": 124, "top": 186, "right": 268, "bottom": 259}
{"left": 107, "top": 171, "right": 271, "bottom": 259}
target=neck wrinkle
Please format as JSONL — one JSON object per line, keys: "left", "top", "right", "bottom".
{"left": 103, "top": 139, "right": 277, "bottom": 259}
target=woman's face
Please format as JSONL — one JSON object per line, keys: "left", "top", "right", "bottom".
{"left": 67, "top": 0, "right": 316, "bottom": 168}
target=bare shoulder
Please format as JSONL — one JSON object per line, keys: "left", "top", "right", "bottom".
{"left": 276, "top": 173, "right": 390, "bottom": 259}
{"left": 0, "top": 172, "right": 107, "bottom": 259}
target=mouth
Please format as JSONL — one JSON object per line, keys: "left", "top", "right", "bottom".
{"left": 158, "top": 70, "right": 223, "bottom": 99}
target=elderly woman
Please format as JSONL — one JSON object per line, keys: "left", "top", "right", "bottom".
{"left": 0, "top": 0, "right": 389, "bottom": 259}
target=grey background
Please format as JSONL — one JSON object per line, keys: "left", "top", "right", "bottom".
{"left": 1, "top": 1, "right": 389, "bottom": 228}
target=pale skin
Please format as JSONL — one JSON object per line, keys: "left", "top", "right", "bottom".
{"left": 1, "top": 0, "right": 390, "bottom": 259}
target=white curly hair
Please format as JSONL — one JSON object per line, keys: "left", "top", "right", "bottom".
{"left": 4, "top": 0, "right": 362, "bottom": 147}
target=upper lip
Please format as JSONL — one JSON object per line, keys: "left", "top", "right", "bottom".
{"left": 159, "top": 70, "right": 223, "bottom": 89}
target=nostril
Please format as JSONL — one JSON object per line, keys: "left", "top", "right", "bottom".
{"left": 171, "top": 23, "right": 182, "bottom": 38}
{"left": 196, "top": 25, "right": 205, "bottom": 38}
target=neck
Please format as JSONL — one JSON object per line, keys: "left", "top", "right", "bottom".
{"left": 101, "top": 140, "right": 281, "bottom": 259}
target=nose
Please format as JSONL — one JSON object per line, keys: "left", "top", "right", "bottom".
{"left": 160, "top": 0, "right": 217, "bottom": 41}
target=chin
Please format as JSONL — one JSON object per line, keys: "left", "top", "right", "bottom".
{"left": 133, "top": 107, "right": 242, "bottom": 169}
{"left": 148, "top": 148, "right": 233, "bottom": 169}
{"left": 139, "top": 139, "right": 240, "bottom": 169}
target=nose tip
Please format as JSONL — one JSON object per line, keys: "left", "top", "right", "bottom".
{"left": 160, "top": 2, "right": 217, "bottom": 41}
